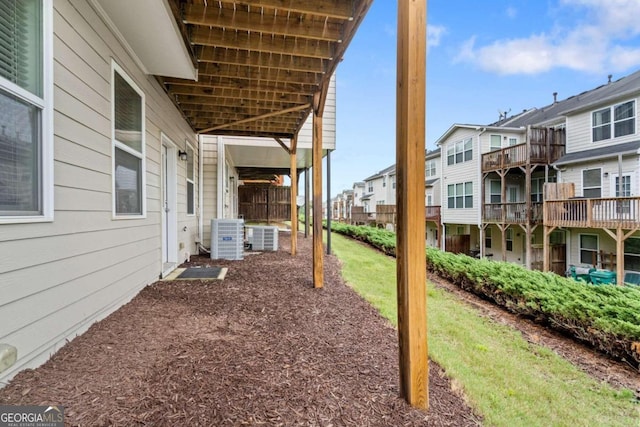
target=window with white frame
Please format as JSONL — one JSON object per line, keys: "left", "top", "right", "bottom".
{"left": 624, "top": 237, "right": 640, "bottom": 272}
{"left": 490, "top": 135, "right": 501, "bottom": 151}
{"left": 485, "top": 227, "right": 492, "bottom": 249}
{"left": 614, "top": 174, "right": 631, "bottom": 197}
{"left": 592, "top": 100, "right": 635, "bottom": 142}
{"left": 392, "top": 176, "right": 396, "bottom": 189}
{"left": 113, "top": 63, "right": 145, "bottom": 216}
{"left": 490, "top": 180, "right": 501, "bottom": 203}
{"left": 447, "top": 181, "right": 473, "bottom": 209}
{"left": 506, "top": 228, "right": 513, "bottom": 251}
{"left": 582, "top": 168, "right": 601, "bottom": 198}
{"left": 186, "top": 144, "right": 195, "bottom": 215}
{"left": 0, "top": 0, "right": 52, "bottom": 220}
{"left": 427, "top": 194, "right": 432, "bottom": 206}
{"left": 367, "top": 182, "right": 373, "bottom": 192}
{"left": 426, "top": 159, "right": 437, "bottom": 176}
{"left": 579, "top": 234, "right": 598, "bottom": 265}
{"left": 531, "top": 177, "right": 544, "bottom": 202}
{"left": 382, "top": 176, "right": 386, "bottom": 187}
{"left": 508, "top": 137, "right": 518, "bottom": 146}
{"left": 447, "top": 138, "right": 472, "bottom": 165}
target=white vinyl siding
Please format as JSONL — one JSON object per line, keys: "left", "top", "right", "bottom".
{"left": 0, "top": 0, "right": 53, "bottom": 222}
{"left": 0, "top": 0, "right": 199, "bottom": 384}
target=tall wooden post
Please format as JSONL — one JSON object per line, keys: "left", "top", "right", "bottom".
{"left": 312, "top": 92, "right": 324, "bottom": 288}
{"left": 290, "top": 135, "right": 298, "bottom": 256}
{"left": 396, "top": 0, "right": 428, "bottom": 410}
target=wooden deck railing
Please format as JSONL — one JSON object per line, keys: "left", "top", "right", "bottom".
{"left": 426, "top": 205, "right": 441, "bottom": 223}
{"left": 481, "top": 128, "right": 565, "bottom": 172}
{"left": 545, "top": 197, "right": 640, "bottom": 228}
{"left": 375, "top": 204, "right": 397, "bottom": 225}
{"left": 483, "top": 202, "right": 543, "bottom": 224}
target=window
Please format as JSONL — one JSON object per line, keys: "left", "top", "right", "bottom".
{"left": 447, "top": 181, "right": 473, "bottom": 209}
{"left": 485, "top": 227, "right": 492, "bottom": 249}
{"left": 614, "top": 174, "right": 631, "bottom": 197}
{"left": 447, "top": 138, "right": 472, "bottom": 165}
{"left": 392, "top": 176, "right": 396, "bottom": 189}
{"left": 376, "top": 200, "right": 385, "bottom": 205}
{"left": 508, "top": 137, "right": 518, "bottom": 146}
{"left": 367, "top": 182, "right": 373, "bottom": 193}
{"left": 112, "top": 63, "right": 145, "bottom": 216}
{"left": 382, "top": 176, "right": 386, "bottom": 187}
{"left": 624, "top": 238, "right": 640, "bottom": 272}
{"left": 582, "top": 168, "right": 601, "bottom": 198}
{"left": 490, "top": 180, "right": 501, "bottom": 203}
{"left": 531, "top": 178, "right": 544, "bottom": 202}
{"left": 427, "top": 194, "right": 432, "bottom": 206}
{"left": 592, "top": 100, "right": 635, "bottom": 142}
{"left": 579, "top": 234, "right": 598, "bottom": 265}
{"left": 0, "top": 0, "right": 52, "bottom": 221}
{"left": 426, "top": 159, "right": 437, "bottom": 177}
{"left": 490, "top": 135, "right": 501, "bottom": 151}
{"left": 506, "top": 228, "right": 513, "bottom": 251}
{"left": 186, "top": 144, "right": 195, "bottom": 215}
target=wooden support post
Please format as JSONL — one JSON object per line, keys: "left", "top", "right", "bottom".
{"left": 616, "top": 227, "right": 624, "bottom": 285}
{"left": 290, "top": 145, "right": 298, "bottom": 256}
{"left": 312, "top": 93, "right": 324, "bottom": 289}
{"left": 396, "top": 0, "right": 428, "bottom": 410}
{"left": 304, "top": 168, "right": 310, "bottom": 238}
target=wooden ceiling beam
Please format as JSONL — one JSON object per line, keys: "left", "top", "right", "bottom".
{"left": 191, "top": 27, "right": 334, "bottom": 59}
{"left": 184, "top": 5, "right": 344, "bottom": 42}
{"left": 218, "top": 0, "right": 355, "bottom": 21}
{"left": 168, "top": 85, "right": 311, "bottom": 104}
{"left": 164, "top": 76, "right": 317, "bottom": 96}
{"left": 197, "top": 103, "right": 310, "bottom": 133}
{"left": 190, "top": 114, "right": 302, "bottom": 126}
{"left": 197, "top": 46, "right": 325, "bottom": 73}
{"left": 198, "top": 128, "right": 294, "bottom": 138}
{"left": 198, "top": 63, "right": 321, "bottom": 86}
{"left": 175, "top": 95, "right": 302, "bottom": 109}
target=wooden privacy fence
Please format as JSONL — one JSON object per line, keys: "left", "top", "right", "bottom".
{"left": 238, "top": 185, "right": 291, "bottom": 223}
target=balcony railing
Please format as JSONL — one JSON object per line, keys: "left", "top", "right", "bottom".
{"left": 426, "top": 205, "right": 441, "bottom": 223}
{"left": 545, "top": 197, "right": 640, "bottom": 228}
{"left": 483, "top": 202, "right": 543, "bottom": 224}
{"left": 481, "top": 128, "right": 565, "bottom": 172}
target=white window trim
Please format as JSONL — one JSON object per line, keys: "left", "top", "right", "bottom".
{"left": 591, "top": 99, "right": 636, "bottom": 143}
{"left": 111, "top": 60, "right": 146, "bottom": 219}
{"left": 581, "top": 167, "right": 602, "bottom": 198}
{"left": 186, "top": 139, "right": 196, "bottom": 216}
{"left": 0, "top": 0, "right": 54, "bottom": 224}
{"left": 579, "top": 233, "right": 599, "bottom": 265}
{"left": 610, "top": 173, "right": 633, "bottom": 197}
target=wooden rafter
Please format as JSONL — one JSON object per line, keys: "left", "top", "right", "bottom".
{"left": 198, "top": 103, "right": 310, "bottom": 133}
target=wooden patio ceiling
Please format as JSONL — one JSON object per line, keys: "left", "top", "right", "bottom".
{"left": 164, "top": 0, "right": 373, "bottom": 138}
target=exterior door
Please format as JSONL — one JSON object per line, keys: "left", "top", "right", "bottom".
{"left": 161, "top": 136, "right": 178, "bottom": 277}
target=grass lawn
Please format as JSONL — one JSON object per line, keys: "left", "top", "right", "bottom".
{"left": 329, "top": 232, "right": 638, "bottom": 427}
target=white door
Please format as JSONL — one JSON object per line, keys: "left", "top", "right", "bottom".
{"left": 161, "top": 137, "right": 178, "bottom": 277}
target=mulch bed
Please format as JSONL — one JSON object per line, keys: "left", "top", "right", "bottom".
{"left": 0, "top": 232, "right": 481, "bottom": 426}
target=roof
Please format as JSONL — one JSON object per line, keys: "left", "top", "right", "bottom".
{"left": 360, "top": 193, "right": 373, "bottom": 201}
{"left": 554, "top": 140, "right": 640, "bottom": 166}
{"left": 425, "top": 178, "right": 440, "bottom": 187}
{"left": 156, "top": 0, "right": 373, "bottom": 139}
{"left": 494, "top": 69, "right": 640, "bottom": 128}
{"left": 434, "top": 124, "right": 524, "bottom": 146}
{"left": 363, "top": 164, "right": 396, "bottom": 181}
{"left": 425, "top": 147, "right": 441, "bottom": 160}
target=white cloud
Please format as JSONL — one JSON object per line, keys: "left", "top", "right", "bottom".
{"left": 428, "top": 25, "right": 446, "bottom": 49}
{"left": 505, "top": 6, "right": 518, "bottom": 19}
{"left": 457, "top": 0, "right": 640, "bottom": 75}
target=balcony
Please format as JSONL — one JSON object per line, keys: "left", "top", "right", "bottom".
{"left": 426, "top": 205, "right": 442, "bottom": 223}
{"left": 545, "top": 197, "right": 640, "bottom": 228}
{"left": 483, "top": 202, "right": 543, "bottom": 224}
{"left": 481, "top": 128, "right": 565, "bottom": 173}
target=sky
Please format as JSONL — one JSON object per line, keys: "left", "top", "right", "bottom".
{"left": 326, "top": 0, "right": 640, "bottom": 196}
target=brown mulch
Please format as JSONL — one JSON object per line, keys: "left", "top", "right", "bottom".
{"left": 0, "top": 232, "right": 481, "bottom": 426}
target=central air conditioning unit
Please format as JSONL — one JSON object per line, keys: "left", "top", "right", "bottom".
{"left": 210, "top": 219, "right": 244, "bottom": 260}
{"left": 246, "top": 226, "right": 278, "bottom": 251}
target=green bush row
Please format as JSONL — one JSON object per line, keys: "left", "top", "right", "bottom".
{"left": 328, "top": 222, "right": 640, "bottom": 366}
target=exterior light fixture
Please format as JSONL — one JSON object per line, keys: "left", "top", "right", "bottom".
{"left": 178, "top": 150, "right": 188, "bottom": 161}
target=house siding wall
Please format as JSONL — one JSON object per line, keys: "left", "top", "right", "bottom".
{"left": 565, "top": 95, "right": 640, "bottom": 153}
{"left": 559, "top": 157, "right": 639, "bottom": 198}
{"left": 296, "top": 74, "right": 337, "bottom": 150}
{"left": 0, "top": 0, "right": 199, "bottom": 383}
{"left": 201, "top": 137, "right": 219, "bottom": 247}
{"left": 441, "top": 128, "right": 480, "bottom": 225}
